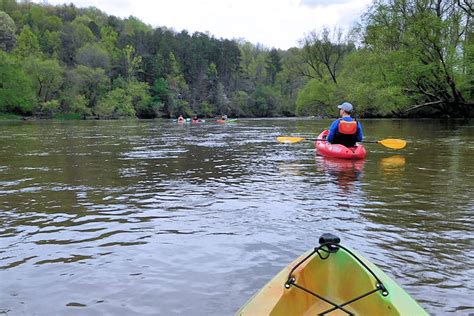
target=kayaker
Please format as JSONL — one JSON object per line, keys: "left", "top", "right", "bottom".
{"left": 221, "top": 114, "right": 228, "bottom": 121}
{"left": 178, "top": 115, "right": 184, "bottom": 122}
{"left": 326, "top": 102, "right": 363, "bottom": 147}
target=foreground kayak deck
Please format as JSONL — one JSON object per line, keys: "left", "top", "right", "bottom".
{"left": 315, "top": 130, "right": 367, "bottom": 159}
{"left": 237, "top": 234, "right": 427, "bottom": 316}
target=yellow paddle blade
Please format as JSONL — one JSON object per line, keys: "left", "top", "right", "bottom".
{"left": 277, "top": 136, "right": 306, "bottom": 144}
{"left": 377, "top": 138, "right": 407, "bottom": 149}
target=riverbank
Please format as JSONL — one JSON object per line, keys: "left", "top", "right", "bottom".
{"left": 1, "top": 112, "right": 472, "bottom": 121}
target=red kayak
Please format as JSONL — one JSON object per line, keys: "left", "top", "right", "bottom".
{"left": 315, "top": 130, "right": 366, "bottom": 159}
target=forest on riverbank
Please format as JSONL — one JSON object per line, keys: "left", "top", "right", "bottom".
{"left": 0, "top": 0, "right": 472, "bottom": 119}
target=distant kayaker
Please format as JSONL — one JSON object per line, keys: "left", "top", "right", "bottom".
{"left": 326, "top": 102, "right": 363, "bottom": 147}
{"left": 178, "top": 115, "right": 185, "bottom": 122}
{"left": 221, "top": 114, "right": 228, "bottom": 121}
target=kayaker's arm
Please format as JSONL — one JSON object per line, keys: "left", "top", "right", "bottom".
{"left": 327, "top": 120, "right": 339, "bottom": 143}
{"left": 356, "top": 122, "right": 363, "bottom": 142}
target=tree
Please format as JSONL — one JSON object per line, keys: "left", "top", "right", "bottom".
{"left": 60, "top": 19, "right": 94, "bottom": 65}
{"left": 363, "top": 0, "right": 473, "bottom": 116}
{"left": 277, "top": 48, "right": 307, "bottom": 116}
{"left": 14, "top": 25, "right": 41, "bottom": 57}
{"left": 229, "top": 90, "right": 250, "bottom": 116}
{"left": 96, "top": 87, "right": 134, "bottom": 118}
{"left": 0, "top": 51, "right": 36, "bottom": 114}
{"left": 337, "top": 49, "right": 409, "bottom": 116}
{"left": 65, "top": 94, "right": 91, "bottom": 116}
{"left": 251, "top": 84, "right": 281, "bottom": 117}
{"left": 151, "top": 77, "right": 168, "bottom": 116}
{"left": 165, "top": 52, "right": 189, "bottom": 117}
{"left": 41, "top": 30, "right": 61, "bottom": 57}
{"left": 217, "top": 39, "right": 241, "bottom": 92}
{"left": 63, "top": 65, "right": 109, "bottom": 110}
{"left": 76, "top": 43, "right": 110, "bottom": 69}
{"left": 295, "top": 79, "right": 335, "bottom": 116}
{"left": 126, "top": 80, "right": 152, "bottom": 118}
{"left": 23, "top": 57, "right": 63, "bottom": 103}
{"left": 299, "top": 27, "right": 354, "bottom": 84}
{"left": 266, "top": 48, "right": 282, "bottom": 85}
{"left": 122, "top": 44, "right": 142, "bottom": 80}
{"left": 0, "top": 11, "right": 16, "bottom": 52}
{"left": 214, "top": 82, "right": 230, "bottom": 115}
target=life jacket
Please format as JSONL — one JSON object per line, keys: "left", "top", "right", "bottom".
{"left": 333, "top": 118, "right": 358, "bottom": 147}
{"left": 338, "top": 119, "right": 358, "bottom": 134}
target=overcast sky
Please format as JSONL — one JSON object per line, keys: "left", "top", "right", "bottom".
{"left": 37, "top": 0, "right": 372, "bottom": 49}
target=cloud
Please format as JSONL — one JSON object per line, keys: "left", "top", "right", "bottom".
{"left": 37, "top": 0, "right": 371, "bottom": 49}
{"left": 300, "top": 0, "right": 353, "bottom": 7}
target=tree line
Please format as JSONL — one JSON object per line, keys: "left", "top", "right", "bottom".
{"left": 0, "top": 0, "right": 472, "bottom": 119}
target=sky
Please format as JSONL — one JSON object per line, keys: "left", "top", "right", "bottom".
{"left": 37, "top": 0, "right": 372, "bottom": 49}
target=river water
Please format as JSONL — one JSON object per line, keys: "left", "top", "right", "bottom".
{"left": 0, "top": 118, "right": 472, "bottom": 315}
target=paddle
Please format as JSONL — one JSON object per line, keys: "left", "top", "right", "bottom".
{"left": 277, "top": 136, "right": 407, "bottom": 149}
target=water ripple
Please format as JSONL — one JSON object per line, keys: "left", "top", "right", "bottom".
{"left": 0, "top": 119, "right": 472, "bottom": 315}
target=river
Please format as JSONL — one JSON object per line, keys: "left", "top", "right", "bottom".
{"left": 0, "top": 118, "right": 472, "bottom": 315}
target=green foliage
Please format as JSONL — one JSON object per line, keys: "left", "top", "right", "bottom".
{"left": 295, "top": 79, "right": 335, "bottom": 116}
{"left": 229, "top": 90, "right": 250, "bottom": 116}
{"left": 266, "top": 48, "right": 282, "bottom": 85}
{"left": 164, "top": 52, "right": 189, "bottom": 117}
{"left": 23, "top": 57, "right": 63, "bottom": 103}
{"left": 123, "top": 16, "right": 152, "bottom": 36}
{"left": 96, "top": 88, "right": 133, "bottom": 118}
{"left": 41, "top": 30, "right": 61, "bottom": 57}
{"left": 66, "top": 94, "right": 91, "bottom": 116}
{"left": 152, "top": 78, "right": 168, "bottom": 102}
{"left": 199, "top": 101, "right": 214, "bottom": 117}
{"left": 337, "top": 50, "right": 409, "bottom": 116}
{"left": 0, "top": 51, "right": 36, "bottom": 114}
{"left": 66, "top": 65, "right": 109, "bottom": 108}
{"left": 76, "top": 43, "right": 110, "bottom": 69}
{"left": 127, "top": 80, "right": 152, "bottom": 118}
{"left": 150, "top": 78, "right": 168, "bottom": 117}
{"left": 299, "top": 27, "right": 353, "bottom": 84}
{"left": 0, "top": 10, "right": 16, "bottom": 52}
{"left": 121, "top": 45, "right": 143, "bottom": 80}
{"left": 206, "top": 63, "right": 230, "bottom": 113}
{"left": 100, "top": 26, "right": 120, "bottom": 63}
{"left": 40, "top": 99, "right": 60, "bottom": 115}
{"left": 251, "top": 84, "right": 281, "bottom": 117}
{"left": 362, "top": 0, "right": 472, "bottom": 116}
{"left": 60, "top": 18, "right": 95, "bottom": 65}
{"left": 1, "top": 0, "right": 469, "bottom": 119}
{"left": 14, "top": 25, "right": 41, "bottom": 57}
{"left": 94, "top": 80, "right": 152, "bottom": 118}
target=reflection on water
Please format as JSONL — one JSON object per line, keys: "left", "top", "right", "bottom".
{"left": 379, "top": 155, "right": 406, "bottom": 174}
{"left": 277, "top": 163, "right": 304, "bottom": 177}
{"left": 315, "top": 156, "right": 365, "bottom": 193}
{"left": 0, "top": 119, "right": 473, "bottom": 315}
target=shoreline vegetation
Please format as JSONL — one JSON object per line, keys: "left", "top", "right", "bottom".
{"left": 1, "top": 1, "right": 472, "bottom": 120}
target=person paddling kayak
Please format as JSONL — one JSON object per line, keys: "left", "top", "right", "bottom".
{"left": 326, "top": 102, "right": 363, "bottom": 148}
